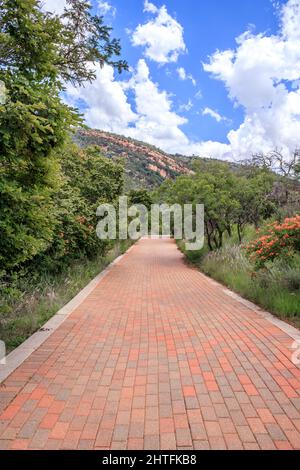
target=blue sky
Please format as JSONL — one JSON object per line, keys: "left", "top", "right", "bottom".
{"left": 110, "top": 0, "right": 281, "bottom": 143}
{"left": 43, "top": 0, "right": 300, "bottom": 160}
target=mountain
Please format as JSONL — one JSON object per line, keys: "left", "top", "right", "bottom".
{"left": 74, "top": 128, "right": 194, "bottom": 190}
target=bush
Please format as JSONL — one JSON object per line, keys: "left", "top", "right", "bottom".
{"left": 29, "top": 143, "right": 124, "bottom": 272}
{"left": 244, "top": 215, "right": 300, "bottom": 269}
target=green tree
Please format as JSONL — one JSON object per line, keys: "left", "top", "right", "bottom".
{"left": 128, "top": 189, "right": 153, "bottom": 211}
{"left": 233, "top": 171, "right": 276, "bottom": 242}
{"left": 36, "top": 144, "right": 124, "bottom": 270}
{"left": 157, "top": 160, "right": 278, "bottom": 250}
{"left": 0, "top": 0, "right": 127, "bottom": 270}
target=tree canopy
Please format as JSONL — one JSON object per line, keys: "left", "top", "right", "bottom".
{"left": 0, "top": 0, "right": 127, "bottom": 270}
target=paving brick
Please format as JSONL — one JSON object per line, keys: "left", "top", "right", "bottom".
{"left": 160, "top": 433, "right": 177, "bottom": 450}
{"left": 0, "top": 238, "right": 299, "bottom": 450}
{"left": 49, "top": 422, "right": 69, "bottom": 440}
{"left": 175, "top": 428, "right": 193, "bottom": 447}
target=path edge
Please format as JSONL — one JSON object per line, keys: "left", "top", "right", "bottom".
{"left": 197, "top": 271, "right": 300, "bottom": 343}
{"left": 0, "top": 244, "right": 136, "bottom": 384}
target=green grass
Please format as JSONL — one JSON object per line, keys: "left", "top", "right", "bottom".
{"left": 178, "top": 238, "right": 300, "bottom": 328}
{"left": 0, "top": 240, "right": 132, "bottom": 353}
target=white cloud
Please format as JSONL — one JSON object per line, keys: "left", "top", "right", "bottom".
{"left": 64, "top": 59, "right": 232, "bottom": 157}
{"left": 97, "top": 1, "right": 116, "bottom": 16}
{"left": 64, "top": 59, "right": 196, "bottom": 154}
{"left": 203, "top": 0, "right": 300, "bottom": 159}
{"left": 177, "top": 67, "right": 196, "bottom": 86}
{"left": 281, "top": 0, "right": 300, "bottom": 40}
{"left": 179, "top": 99, "right": 193, "bottom": 112}
{"left": 202, "top": 107, "right": 226, "bottom": 122}
{"left": 41, "top": 0, "right": 67, "bottom": 15}
{"left": 65, "top": 64, "right": 137, "bottom": 134}
{"left": 131, "top": 2, "right": 186, "bottom": 64}
{"left": 62, "top": 0, "right": 300, "bottom": 162}
{"left": 125, "top": 60, "right": 190, "bottom": 151}
{"left": 144, "top": 0, "right": 158, "bottom": 13}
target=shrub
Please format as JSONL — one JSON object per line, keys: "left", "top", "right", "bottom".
{"left": 31, "top": 144, "right": 124, "bottom": 272}
{"left": 244, "top": 215, "right": 300, "bottom": 269}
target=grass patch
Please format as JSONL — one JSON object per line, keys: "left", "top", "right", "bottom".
{"left": 0, "top": 240, "right": 132, "bottom": 353}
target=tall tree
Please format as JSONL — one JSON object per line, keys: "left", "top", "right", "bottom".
{"left": 0, "top": 0, "right": 127, "bottom": 270}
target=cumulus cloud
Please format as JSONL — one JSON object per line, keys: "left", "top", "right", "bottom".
{"left": 202, "top": 107, "right": 227, "bottom": 123}
{"left": 64, "top": 59, "right": 196, "bottom": 154}
{"left": 41, "top": 0, "right": 67, "bottom": 15}
{"left": 144, "top": 0, "right": 158, "bottom": 14}
{"left": 131, "top": 1, "right": 186, "bottom": 64}
{"left": 203, "top": 0, "right": 300, "bottom": 159}
{"left": 281, "top": 0, "right": 300, "bottom": 40}
{"left": 65, "top": 64, "right": 137, "bottom": 134}
{"left": 63, "top": 0, "right": 300, "bottom": 161}
{"left": 177, "top": 67, "right": 196, "bottom": 86}
{"left": 125, "top": 60, "right": 190, "bottom": 152}
{"left": 63, "top": 59, "right": 232, "bottom": 157}
{"left": 97, "top": 1, "right": 116, "bottom": 16}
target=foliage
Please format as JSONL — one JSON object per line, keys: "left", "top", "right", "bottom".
{"left": 0, "top": 0, "right": 128, "bottom": 84}
{"left": 0, "top": 74, "right": 77, "bottom": 270}
{"left": 38, "top": 144, "right": 124, "bottom": 270}
{"left": 58, "top": 0, "right": 128, "bottom": 84}
{"left": 244, "top": 216, "right": 300, "bottom": 270}
{"left": 128, "top": 189, "right": 153, "bottom": 211}
{"left": 156, "top": 161, "right": 277, "bottom": 250}
{"left": 0, "top": 0, "right": 127, "bottom": 271}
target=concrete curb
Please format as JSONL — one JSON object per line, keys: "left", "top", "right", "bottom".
{"left": 0, "top": 244, "right": 136, "bottom": 384}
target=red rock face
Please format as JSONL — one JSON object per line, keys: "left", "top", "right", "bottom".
{"left": 77, "top": 129, "right": 192, "bottom": 180}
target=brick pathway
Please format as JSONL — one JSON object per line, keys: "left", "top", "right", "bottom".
{"left": 0, "top": 238, "right": 300, "bottom": 450}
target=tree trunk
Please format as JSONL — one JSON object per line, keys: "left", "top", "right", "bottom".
{"left": 205, "top": 222, "right": 213, "bottom": 251}
{"left": 226, "top": 224, "right": 232, "bottom": 237}
{"left": 237, "top": 223, "right": 242, "bottom": 244}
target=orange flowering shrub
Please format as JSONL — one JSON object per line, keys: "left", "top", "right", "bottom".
{"left": 244, "top": 216, "right": 300, "bottom": 269}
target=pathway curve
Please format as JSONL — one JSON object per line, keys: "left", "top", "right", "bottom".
{"left": 0, "top": 239, "right": 300, "bottom": 450}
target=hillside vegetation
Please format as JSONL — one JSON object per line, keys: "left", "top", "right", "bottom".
{"left": 74, "top": 128, "right": 193, "bottom": 190}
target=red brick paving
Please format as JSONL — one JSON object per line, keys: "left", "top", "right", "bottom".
{"left": 0, "top": 238, "right": 299, "bottom": 450}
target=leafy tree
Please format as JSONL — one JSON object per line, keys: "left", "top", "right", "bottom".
{"left": 157, "top": 160, "right": 280, "bottom": 250}
{"left": 0, "top": 0, "right": 127, "bottom": 270}
{"left": 128, "top": 189, "right": 153, "bottom": 211}
{"left": 57, "top": 0, "right": 128, "bottom": 84}
{"left": 233, "top": 171, "right": 276, "bottom": 242}
{"left": 35, "top": 144, "right": 124, "bottom": 270}
{"left": 0, "top": 0, "right": 128, "bottom": 84}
